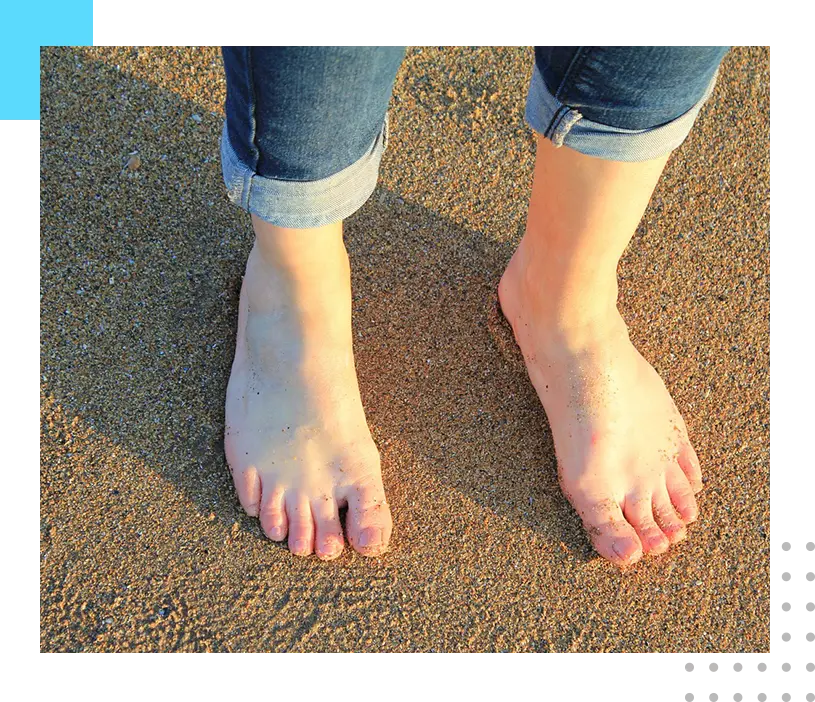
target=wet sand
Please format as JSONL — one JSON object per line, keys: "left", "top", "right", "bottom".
{"left": 40, "top": 46, "right": 769, "bottom": 652}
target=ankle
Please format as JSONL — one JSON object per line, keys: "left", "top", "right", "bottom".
{"left": 251, "top": 214, "right": 346, "bottom": 272}
{"left": 248, "top": 216, "right": 350, "bottom": 297}
{"left": 243, "top": 239, "right": 353, "bottom": 361}
{"left": 503, "top": 239, "right": 625, "bottom": 350}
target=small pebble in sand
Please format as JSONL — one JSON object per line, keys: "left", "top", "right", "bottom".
{"left": 120, "top": 152, "right": 141, "bottom": 175}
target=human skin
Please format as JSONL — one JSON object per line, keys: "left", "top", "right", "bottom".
{"left": 498, "top": 134, "right": 701, "bottom": 566}
{"left": 225, "top": 135, "right": 701, "bottom": 566}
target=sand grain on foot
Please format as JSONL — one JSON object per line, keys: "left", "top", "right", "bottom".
{"left": 41, "top": 46, "right": 768, "bottom": 652}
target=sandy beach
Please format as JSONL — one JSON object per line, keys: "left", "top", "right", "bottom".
{"left": 40, "top": 46, "right": 769, "bottom": 652}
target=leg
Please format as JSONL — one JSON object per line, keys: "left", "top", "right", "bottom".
{"left": 500, "top": 47, "right": 728, "bottom": 566}
{"left": 221, "top": 47, "right": 404, "bottom": 559}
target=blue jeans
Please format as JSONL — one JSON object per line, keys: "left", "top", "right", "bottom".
{"left": 221, "top": 46, "right": 729, "bottom": 229}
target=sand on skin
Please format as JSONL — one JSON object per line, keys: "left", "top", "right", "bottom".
{"left": 40, "top": 46, "right": 769, "bottom": 652}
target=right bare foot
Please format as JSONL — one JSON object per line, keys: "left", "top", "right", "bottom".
{"left": 224, "top": 217, "right": 392, "bottom": 560}
{"left": 498, "top": 238, "right": 702, "bottom": 567}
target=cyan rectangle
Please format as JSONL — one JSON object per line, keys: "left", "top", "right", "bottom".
{"left": 1, "top": 0, "right": 93, "bottom": 120}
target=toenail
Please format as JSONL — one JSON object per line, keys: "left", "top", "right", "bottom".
{"left": 612, "top": 541, "right": 639, "bottom": 562}
{"left": 269, "top": 526, "right": 283, "bottom": 540}
{"left": 359, "top": 528, "right": 381, "bottom": 548}
{"left": 321, "top": 540, "right": 341, "bottom": 558}
{"left": 293, "top": 540, "right": 309, "bottom": 553}
{"left": 612, "top": 543, "right": 628, "bottom": 560}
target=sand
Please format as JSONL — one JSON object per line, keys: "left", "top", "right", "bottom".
{"left": 40, "top": 46, "right": 769, "bottom": 652}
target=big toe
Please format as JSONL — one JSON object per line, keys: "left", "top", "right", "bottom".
{"left": 343, "top": 475, "right": 392, "bottom": 557}
{"left": 574, "top": 493, "right": 643, "bottom": 567}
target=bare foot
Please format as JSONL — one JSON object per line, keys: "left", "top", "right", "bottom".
{"left": 225, "top": 219, "right": 391, "bottom": 560}
{"left": 498, "top": 242, "right": 702, "bottom": 567}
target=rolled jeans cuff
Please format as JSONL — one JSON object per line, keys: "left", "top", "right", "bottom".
{"left": 220, "top": 115, "right": 389, "bottom": 229}
{"left": 525, "top": 64, "right": 719, "bottom": 162}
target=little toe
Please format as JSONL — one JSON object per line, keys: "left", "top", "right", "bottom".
{"left": 666, "top": 464, "right": 699, "bottom": 523}
{"left": 286, "top": 493, "right": 315, "bottom": 557}
{"left": 623, "top": 491, "right": 670, "bottom": 555}
{"left": 234, "top": 466, "right": 261, "bottom": 517}
{"left": 259, "top": 484, "right": 288, "bottom": 541}
{"left": 652, "top": 488, "right": 687, "bottom": 544}
{"left": 311, "top": 494, "right": 345, "bottom": 561}
{"left": 343, "top": 475, "right": 392, "bottom": 557}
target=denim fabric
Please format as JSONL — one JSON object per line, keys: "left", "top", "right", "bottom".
{"left": 221, "top": 47, "right": 729, "bottom": 227}
{"left": 221, "top": 46, "right": 403, "bottom": 228}
{"left": 525, "top": 46, "right": 729, "bottom": 161}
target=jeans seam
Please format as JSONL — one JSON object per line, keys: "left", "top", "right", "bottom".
{"left": 553, "top": 47, "right": 591, "bottom": 102}
{"left": 245, "top": 47, "right": 260, "bottom": 174}
{"left": 545, "top": 105, "right": 569, "bottom": 140}
{"left": 544, "top": 47, "right": 591, "bottom": 138}
{"left": 548, "top": 105, "right": 572, "bottom": 141}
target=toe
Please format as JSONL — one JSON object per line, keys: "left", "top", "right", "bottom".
{"left": 342, "top": 474, "right": 392, "bottom": 557}
{"left": 234, "top": 466, "right": 261, "bottom": 517}
{"left": 622, "top": 491, "right": 670, "bottom": 555}
{"left": 666, "top": 464, "right": 699, "bottom": 523}
{"left": 575, "top": 494, "right": 643, "bottom": 567}
{"left": 311, "top": 494, "right": 345, "bottom": 561}
{"left": 678, "top": 442, "right": 703, "bottom": 493}
{"left": 259, "top": 484, "right": 288, "bottom": 541}
{"left": 652, "top": 487, "right": 688, "bottom": 544}
{"left": 286, "top": 493, "right": 315, "bottom": 556}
